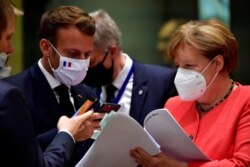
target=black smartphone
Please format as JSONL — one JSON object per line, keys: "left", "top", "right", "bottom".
{"left": 99, "top": 103, "right": 121, "bottom": 113}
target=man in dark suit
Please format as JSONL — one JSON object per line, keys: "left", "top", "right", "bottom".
{"left": 83, "top": 9, "right": 178, "bottom": 125}
{"left": 0, "top": 1, "right": 102, "bottom": 166}
{"left": 0, "top": 80, "right": 100, "bottom": 166}
{"left": 4, "top": 5, "right": 102, "bottom": 166}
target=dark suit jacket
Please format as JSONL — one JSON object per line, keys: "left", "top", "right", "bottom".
{"left": 0, "top": 80, "right": 75, "bottom": 167}
{"left": 87, "top": 60, "right": 177, "bottom": 126}
{"left": 129, "top": 61, "right": 177, "bottom": 125}
{"left": 4, "top": 63, "right": 96, "bottom": 166}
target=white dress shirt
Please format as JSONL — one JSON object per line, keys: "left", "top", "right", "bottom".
{"left": 100, "top": 53, "right": 133, "bottom": 115}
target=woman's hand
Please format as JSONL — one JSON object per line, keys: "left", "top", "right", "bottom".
{"left": 130, "top": 147, "right": 187, "bottom": 167}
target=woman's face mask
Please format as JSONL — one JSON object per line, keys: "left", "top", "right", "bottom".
{"left": 48, "top": 43, "right": 89, "bottom": 86}
{"left": 174, "top": 58, "right": 218, "bottom": 101}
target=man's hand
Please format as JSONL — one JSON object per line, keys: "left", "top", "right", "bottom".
{"left": 57, "top": 110, "right": 104, "bottom": 142}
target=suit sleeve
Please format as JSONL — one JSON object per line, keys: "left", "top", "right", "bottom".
{"left": 0, "top": 87, "right": 74, "bottom": 167}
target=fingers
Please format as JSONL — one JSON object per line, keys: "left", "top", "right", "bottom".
{"left": 61, "top": 110, "right": 104, "bottom": 142}
{"left": 90, "top": 120, "right": 101, "bottom": 129}
{"left": 57, "top": 115, "right": 69, "bottom": 129}
{"left": 58, "top": 115, "right": 68, "bottom": 122}
{"left": 130, "top": 147, "right": 152, "bottom": 167}
{"left": 76, "top": 112, "right": 103, "bottom": 140}
{"left": 82, "top": 118, "right": 101, "bottom": 132}
{"left": 76, "top": 110, "right": 94, "bottom": 121}
{"left": 79, "top": 111, "right": 103, "bottom": 127}
{"left": 76, "top": 110, "right": 104, "bottom": 122}
{"left": 91, "top": 112, "right": 105, "bottom": 121}
{"left": 131, "top": 147, "right": 151, "bottom": 157}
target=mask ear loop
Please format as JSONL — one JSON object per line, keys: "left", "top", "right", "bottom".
{"left": 206, "top": 71, "right": 218, "bottom": 89}
{"left": 49, "top": 41, "right": 62, "bottom": 58}
{"left": 201, "top": 57, "right": 218, "bottom": 90}
{"left": 100, "top": 50, "right": 109, "bottom": 64}
{"left": 47, "top": 56, "right": 55, "bottom": 71}
{"left": 201, "top": 57, "right": 216, "bottom": 74}
{"left": 47, "top": 41, "right": 60, "bottom": 71}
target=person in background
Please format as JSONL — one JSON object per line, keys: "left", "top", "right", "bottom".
{"left": 0, "top": 1, "right": 23, "bottom": 78}
{"left": 4, "top": 5, "right": 104, "bottom": 166}
{"left": 157, "top": 18, "right": 186, "bottom": 67}
{"left": 83, "top": 9, "right": 177, "bottom": 125}
{"left": 0, "top": 0, "right": 103, "bottom": 166}
{"left": 130, "top": 19, "right": 250, "bottom": 166}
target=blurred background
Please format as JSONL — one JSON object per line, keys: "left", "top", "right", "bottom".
{"left": 11, "top": 0, "right": 250, "bottom": 84}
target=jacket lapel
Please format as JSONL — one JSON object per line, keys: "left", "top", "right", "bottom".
{"left": 130, "top": 62, "right": 148, "bottom": 123}
{"left": 71, "top": 84, "right": 97, "bottom": 111}
{"left": 31, "top": 64, "right": 63, "bottom": 119}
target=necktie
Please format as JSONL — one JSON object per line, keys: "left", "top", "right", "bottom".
{"left": 54, "top": 84, "right": 75, "bottom": 117}
{"left": 106, "top": 84, "right": 117, "bottom": 103}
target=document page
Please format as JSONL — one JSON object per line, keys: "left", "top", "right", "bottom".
{"left": 144, "top": 108, "right": 210, "bottom": 161}
{"left": 76, "top": 113, "right": 160, "bottom": 167}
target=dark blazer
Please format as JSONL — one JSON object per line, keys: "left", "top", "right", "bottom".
{"left": 0, "top": 80, "right": 74, "bottom": 167}
{"left": 4, "top": 63, "right": 96, "bottom": 165}
{"left": 129, "top": 61, "right": 177, "bottom": 125}
{"left": 87, "top": 60, "right": 177, "bottom": 126}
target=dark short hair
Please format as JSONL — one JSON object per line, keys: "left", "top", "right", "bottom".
{"left": 38, "top": 5, "right": 95, "bottom": 46}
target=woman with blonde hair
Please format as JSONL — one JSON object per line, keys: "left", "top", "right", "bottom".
{"left": 130, "top": 19, "right": 250, "bottom": 167}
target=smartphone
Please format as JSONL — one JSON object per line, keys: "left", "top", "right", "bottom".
{"left": 99, "top": 103, "right": 121, "bottom": 113}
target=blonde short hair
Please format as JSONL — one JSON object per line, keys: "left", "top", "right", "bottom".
{"left": 168, "top": 19, "right": 238, "bottom": 73}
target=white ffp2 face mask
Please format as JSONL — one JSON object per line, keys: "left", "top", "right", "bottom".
{"left": 48, "top": 44, "right": 89, "bottom": 86}
{"left": 174, "top": 58, "right": 218, "bottom": 101}
{"left": 174, "top": 68, "right": 206, "bottom": 101}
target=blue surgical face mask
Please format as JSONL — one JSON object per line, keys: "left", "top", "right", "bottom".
{"left": 0, "top": 52, "right": 8, "bottom": 69}
{"left": 0, "top": 52, "right": 11, "bottom": 78}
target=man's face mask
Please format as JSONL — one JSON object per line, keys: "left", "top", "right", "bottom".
{"left": 48, "top": 43, "right": 89, "bottom": 86}
{"left": 0, "top": 52, "right": 11, "bottom": 78}
{"left": 83, "top": 51, "right": 114, "bottom": 87}
{"left": 174, "top": 58, "right": 218, "bottom": 101}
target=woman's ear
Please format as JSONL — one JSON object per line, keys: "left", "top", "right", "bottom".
{"left": 214, "top": 55, "right": 224, "bottom": 71}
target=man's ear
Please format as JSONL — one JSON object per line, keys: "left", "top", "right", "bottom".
{"left": 40, "top": 39, "right": 52, "bottom": 58}
{"left": 214, "top": 55, "right": 224, "bottom": 71}
{"left": 109, "top": 45, "right": 118, "bottom": 58}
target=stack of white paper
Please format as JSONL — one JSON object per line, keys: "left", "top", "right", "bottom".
{"left": 76, "top": 109, "right": 210, "bottom": 167}
{"left": 144, "top": 109, "right": 209, "bottom": 161}
{"left": 76, "top": 113, "right": 160, "bottom": 167}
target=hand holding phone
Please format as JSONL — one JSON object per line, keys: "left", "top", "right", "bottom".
{"left": 99, "top": 103, "right": 121, "bottom": 113}
{"left": 73, "top": 96, "right": 97, "bottom": 117}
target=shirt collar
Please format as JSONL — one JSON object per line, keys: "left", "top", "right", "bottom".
{"left": 38, "top": 59, "right": 61, "bottom": 89}
{"left": 112, "top": 53, "right": 133, "bottom": 90}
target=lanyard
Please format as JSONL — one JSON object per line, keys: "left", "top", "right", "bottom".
{"left": 114, "top": 62, "right": 134, "bottom": 103}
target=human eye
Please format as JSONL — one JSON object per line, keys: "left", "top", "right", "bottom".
{"left": 84, "top": 52, "right": 91, "bottom": 59}
{"left": 183, "top": 64, "right": 195, "bottom": 70}
{"left": 66, "top": 50, "right": 80, "bottom": 58}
